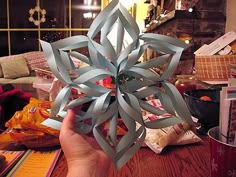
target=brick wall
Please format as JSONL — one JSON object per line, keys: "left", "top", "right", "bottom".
{"left": 146, "top": 0, "right": 226, "bottom": 76}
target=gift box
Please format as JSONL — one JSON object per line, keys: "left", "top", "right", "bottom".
{"left": 34, "top": 67, "right": 55, "bottom": 82}
{"left": 33, "top": 68, "right": 53, "bottom": 100}
{"left": 195, "top": 55, "right": 236, "bottom": 81}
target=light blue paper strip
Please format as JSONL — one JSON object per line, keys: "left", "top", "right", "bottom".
{"left": 234, "top": 132, "right": 236, "bottom": 145}
{"left": 40, "top": 0, "right": 194, "bottom": 169}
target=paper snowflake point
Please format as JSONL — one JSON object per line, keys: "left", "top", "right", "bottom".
{"left": 41, "top": 0, "right": 193, "bottom": 169}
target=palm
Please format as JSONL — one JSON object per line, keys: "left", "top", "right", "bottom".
{"left": 59, "top": 110, "right": 111, "bottom": 177}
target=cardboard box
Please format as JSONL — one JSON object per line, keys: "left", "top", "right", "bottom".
{"left": 195, "top": 31, "right": 236, "bottom": 56}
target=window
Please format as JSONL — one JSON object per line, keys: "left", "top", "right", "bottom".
{"left": 0, "top": 0, "right": 103, "bottom": 57}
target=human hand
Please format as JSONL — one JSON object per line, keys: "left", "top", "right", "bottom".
{"left": 59, "top": 109, "right": 111, "bottom": 177}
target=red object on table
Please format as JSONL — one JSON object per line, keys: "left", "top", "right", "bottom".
{"left": 175, "top": 75, "right": 196, "bottom": 96}
{"left": 209, "top": 127, "right": 236, "bottom": 177}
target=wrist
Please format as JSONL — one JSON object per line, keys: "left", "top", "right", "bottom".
{"left": 67, "top": 161, "right": 110, "bottom": 177}
{"left": 65, "top": 151, "right": 111, "bottom": 177}
{"left": 67, "top": 166, "right": 93, "bottom": 177}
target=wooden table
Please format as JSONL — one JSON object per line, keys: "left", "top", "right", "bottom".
{"left": 51, "top": 136, "right": 210, "bottom": 177}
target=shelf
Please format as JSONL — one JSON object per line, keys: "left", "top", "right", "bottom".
{"left": 143, "top": 10, "right": 176, "bottom": 33}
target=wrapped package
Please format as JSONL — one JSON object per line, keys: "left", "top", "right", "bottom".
{"left": 140, "top": 99, "right": 202, "bottom": 153}
{"left": 0, "top": 98, "right": 60, "bottom": 149}
{"left": 143, "top": 121, "right": 202, "bottom": 153}
{"left": 5, "top": 97, "right": 58, "bottom": 136}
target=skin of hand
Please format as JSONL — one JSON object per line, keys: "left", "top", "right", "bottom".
{"left": 59, "top": 109, "right": 111, "bottom": 177}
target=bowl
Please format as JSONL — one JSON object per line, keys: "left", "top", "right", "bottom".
{"left": 183, "top": 89, "right": 220, "bottom": 134}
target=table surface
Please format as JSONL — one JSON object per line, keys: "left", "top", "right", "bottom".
{"left": 51, "top": 136, "right": 210, "bottom": 177}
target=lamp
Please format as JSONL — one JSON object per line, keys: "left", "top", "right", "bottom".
{"left": 178, "top": 33, "right": 192, "bottom": 44}
{"left": 119, "top": 0, "right": 136, "bottom": 9}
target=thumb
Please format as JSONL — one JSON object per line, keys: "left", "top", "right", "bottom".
{"left": 61, "top": 109, "right": 76, "bottom": 132}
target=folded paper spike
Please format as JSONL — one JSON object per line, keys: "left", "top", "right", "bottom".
{"left": 40, "top": 0, "right": 193, "bottom": 169}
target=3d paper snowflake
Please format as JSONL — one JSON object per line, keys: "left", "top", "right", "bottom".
{"left": 40, "top": 0, "right": 193, "bottom": 169}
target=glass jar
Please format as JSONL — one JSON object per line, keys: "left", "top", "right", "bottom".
{"left": 175, "top": 75, "right": 196, "bottom": 96}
